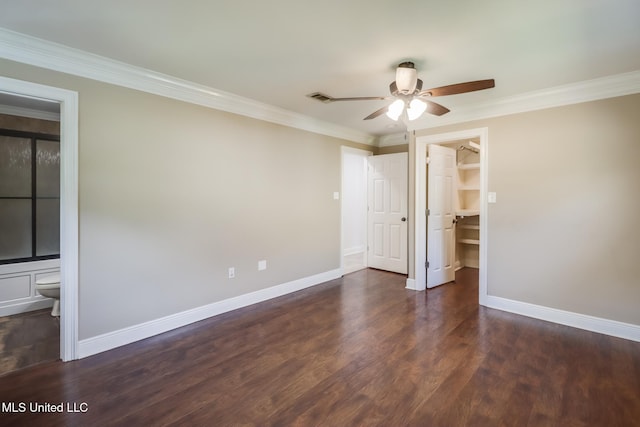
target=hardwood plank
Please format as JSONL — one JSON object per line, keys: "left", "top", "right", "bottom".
{"left": 0, "top": 268, "right": 639, "bottom": 426}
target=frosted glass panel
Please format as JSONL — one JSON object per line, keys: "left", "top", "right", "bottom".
{"left": 0, "top": 199, "right": 32, "bottom": 261}
{"left": 36, "top": 139, "right": 60, "bottom": 197}
{"left": 36, "top": 199, "right": 60, "bottom": 256}
{"left": 0, "top": 136, "right": 31, "bottom": 197}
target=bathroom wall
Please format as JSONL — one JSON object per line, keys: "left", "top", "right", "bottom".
{"left": 0, "top": 113, "right": 60, "bottom": 316}
{"left": 0, "top": 113, "right": 59, "bottom": 134}
{"left": 0, "top": 260, "right": 59, "bottom": 316}
{"left": 0, "top": 58, "right": 373, "bottom": 340}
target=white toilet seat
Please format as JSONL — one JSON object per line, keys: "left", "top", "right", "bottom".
{"left": 36, "top": 273, "right": 60, "bottom": 286}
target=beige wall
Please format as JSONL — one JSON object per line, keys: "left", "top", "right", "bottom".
{"left": 415, "top": 93, "right": 640, "bottom": 325}
{"left": 0, "top": 58, "right": 371, "bottom": 339}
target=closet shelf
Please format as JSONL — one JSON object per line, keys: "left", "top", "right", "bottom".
{"left": 458, "top": 238, "right": 480, "bottom": 245}
{"left": 458, "top": 225, "right": 480, "bottom": 230}
{"left": 458, "top": 185, "right": 480, "bottom": 191}
{"left": 456, "top": 210, "right": 479, "bottom": 217}
{"left": 457, "top": 162, "right": 480, "bottom": 170}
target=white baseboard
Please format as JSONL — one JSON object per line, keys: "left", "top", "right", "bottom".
{"left": 405, "top": 278, "right": 417, "bottom": 290}
{"left": 485, "top": 295, "right": 640, "bottom": 343}
{"left": 343, "top": 247, "right": 365, "bottom": 257}
{"left": 78, "top": 268, "right": 342, "bottom": 359}
{"left": 0, "top": 298, "right": 53, "bottom": 317}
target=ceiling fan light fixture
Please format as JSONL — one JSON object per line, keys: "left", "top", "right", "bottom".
{"left": 386, "top": 99, "right": 404, "bottom": 121}
{"left": 395, "top": 62, "right": 417, "bottom": 94}
{"left": 407, "top": 98, "right": 427, "bottom": 120}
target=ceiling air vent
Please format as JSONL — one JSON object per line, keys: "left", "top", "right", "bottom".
{"left": 307, "top": 92, "right": 334, "bottom": 103}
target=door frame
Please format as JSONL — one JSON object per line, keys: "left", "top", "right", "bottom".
{"left": 0, "top": 76, "right": 79, "bottom": 361}
{"left": 413, "top": 128, "right": 488, "bottom": 305}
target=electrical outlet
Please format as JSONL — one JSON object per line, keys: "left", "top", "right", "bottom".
{"left": 228, "top": 267, "right": 235, "bottom": 279}
{"left": 258, "top": 260, "right": 267, "bottom": 271}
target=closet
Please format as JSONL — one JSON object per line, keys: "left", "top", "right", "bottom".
{"left": 454, "top": 141, "right": 480, "bottom": 269}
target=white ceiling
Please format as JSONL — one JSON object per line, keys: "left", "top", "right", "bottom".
{"left": 1, "top": 0, "right": 639, "bottom": 137}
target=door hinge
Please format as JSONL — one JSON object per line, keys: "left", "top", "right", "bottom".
{"left": 425, "top": 261, "right": 429, "bottom": 269}
{"left": 426, "top": 209, "right": 430, "bottom": 216}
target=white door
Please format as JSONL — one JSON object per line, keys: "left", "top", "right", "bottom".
{"left": 367, "top": 153, "right": 408, "bottom": 274}
{"left": 427, "top": 144, "right": 456, "bottom": 287}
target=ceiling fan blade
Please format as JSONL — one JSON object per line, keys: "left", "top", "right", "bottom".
{"left": 418, "top": 79, "right": 495, "bottom": 97}
{"left": 364, "top": 105, "right": 390, "bottom": 120}
{"left": 419, "top": 99, "right": 450, "bottom": 116}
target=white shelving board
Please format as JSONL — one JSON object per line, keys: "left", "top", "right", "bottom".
{"left": 458, "top": 238, "right": 480, "bottom": 245}
{"left": 456, "top": 210, "right": 479, "bottom": 217}
{"left": 457, "top": 162, "right": 480, "bottom": 170}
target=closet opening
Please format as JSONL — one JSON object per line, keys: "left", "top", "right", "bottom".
{"left": 413, "top": 128, "right": 488, "bottom": 305}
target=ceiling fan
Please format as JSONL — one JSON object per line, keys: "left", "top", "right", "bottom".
{"left": 308, "top": 62, "right": 495, "bottom": 122}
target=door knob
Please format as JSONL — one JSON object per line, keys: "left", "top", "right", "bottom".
{"left": 401, "top": 217, "right": 407, "bottom": 222}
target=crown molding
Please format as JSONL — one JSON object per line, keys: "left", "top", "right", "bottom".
{"left": 0, "top": 28, "right": 375, "bottom": 145}
{"left": 2, "top": 28, "right": 638, "bottom": 146}
{"left": 409, "top": 70, "right": 640, "bottom": 131}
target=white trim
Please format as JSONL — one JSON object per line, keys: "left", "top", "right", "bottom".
{"left": 0, "top": 76, "right": 80, "bottom": 362}
{"left": 410, "top": 71, "right": 640, "bottom": 130}
{"left": 486, "top": 295, "right": 640, "bottom": 343}
{"left": 3, "top": 29, "right": 639, "bottom": 147}
{"left": 405, "top": 278, "right": 417, "bottom": 291}
{"left": 414, "top": 128, "right": 488, "bottom": 306}
{"left": 343, "top": 247, "right": 366, "bottom": 257}
{"left": 77, "top": 268, "right": 342, "bottom": 359}
{"left": 0, "top": 104, "right": 60, "bottom": 121}
{"left": 0, "top": 298, "right": 53, "bottom": 317}
{"left": 0, "top": 28, "right": 374, "bottom": 146}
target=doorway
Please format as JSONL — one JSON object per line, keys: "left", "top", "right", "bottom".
{"left": 413, "top": 128, "right": 488, "bottom": 305}
{"left": 341, "top": 146, "right": 372, "bottom": 274}
{"left": 341, "top": 148, "right": 409, "bottom": 276}
{"left": 0, "top": 76, "right": 79, "bottom": 361}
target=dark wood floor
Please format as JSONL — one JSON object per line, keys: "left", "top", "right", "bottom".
{"left": 0, "top": 309, "right": 59, "bottom": 376}
{"left": 0, "top": 268, "right": 639, "bottom": 426}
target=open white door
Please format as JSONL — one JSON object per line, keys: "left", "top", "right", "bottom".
{"left": 367, "top": 153, "right": 408, "bottom": 274}
{"left": 427, "top": 144, "right": 456, "bottom": 287}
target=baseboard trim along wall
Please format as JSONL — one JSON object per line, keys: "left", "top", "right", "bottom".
{"left": 485, "top": 295, "right": 640, "bottom": 343}
{"left": 405, "top": 278, "right": 417, "bottom": 291}
{"left": 0, "top": 298, "right": 53, "bottom": 317}
{"left": 78, "top": 268, "right": 342, "bottom": 359}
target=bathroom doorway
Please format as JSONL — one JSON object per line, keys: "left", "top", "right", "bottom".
{"left": 0, "top": 93, "right": 61, "bottom": 374}
{"left": 0, "top": 76, "right": 79, "bottom": 363}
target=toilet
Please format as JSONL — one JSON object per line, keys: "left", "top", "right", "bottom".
{"left": 35, "top": 273, "right": 61, "bottom": 317}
